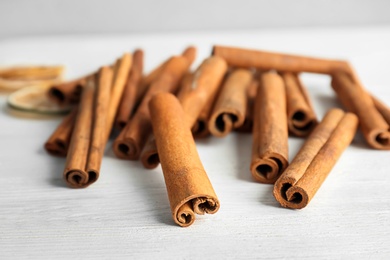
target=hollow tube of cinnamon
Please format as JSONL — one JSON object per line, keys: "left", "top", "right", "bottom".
{"left": 208, "top": 69, "right": 253, "bottom": 137}
{"left": 140, "top": 57, "right": 228, "bottom": 168}
{"left": 371, "top": 95, "right": 390, "bottom": 125}
{"left": 281, "top": 72, "right": 317, "bottom": 137}
{"left": 113, "top": 56, "right": 190, "bottom": 160}
{"left": 149, "top": 92, "right": 220, "bottom": 227}
{"left": 48, "top": 77, "right": 87, "bottom": 106}
{"left": 106, "top": 53, "right": 132, "bottom": 139}
{"left": 135, "top": 46, "right": 197, "bottom": 107}
{"left": 236, "top": 78, "right": 258, "bottom": 133}
{"left": 331, "top": 71, "right": 390, "bottom": 150}
{"left": 273, "top": 109, "right": 358, "bottom": 209}
{"left": 44, "top": 109, "right": 77, "bottom": 156}
{"left": 63, "top": 67, "right": 112, "bottom": 188}
{"left": 212, "top": 45, "right": 349, "bottom": 74}
{"left": 251, "top": 72, "right": 289, "bottom": 184}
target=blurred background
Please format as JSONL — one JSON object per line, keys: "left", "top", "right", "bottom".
{"left": 1, "top": 0, "right": 389, "bottom": 38}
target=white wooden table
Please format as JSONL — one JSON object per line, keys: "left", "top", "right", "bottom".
{"left": 1, "top": 26, "right": 390, "bottom": 259}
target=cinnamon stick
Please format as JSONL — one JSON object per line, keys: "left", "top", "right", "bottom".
{"left": 282, "top": 72, "right": 317, "bottom": 137}
{"left": 212, "top": 45, "right": 348, "bottom": 74}
{"left": 113, "top": 56, "right": 191, "bottom": 160}
{"left": 44, "top": 109, "right": 77, "bottom": 156}
{"left": 149, "top": 92, "right": 220, "bottom": 227}
{"left": 208, "top": 69, "right": 253, "bottom": 137}
{"left": 236, "top": 78, "right": 258, "bottom": 133}
{"left": 251, "top": 72, "right": 288, "bottom": 184}
{"left": 63, "top": 67, "right": 112, "bottom": 188}
{"left": 273, "top": 109, "right": 358, "bottom": 209}
{"left": 372, "top": 95, "right": 390, "bottom": 125}
{"left": 48, "top": 77, "right": 87, "bottom": 106}
{"left": 115, "top": 50, "right": 143, "bottom": 129}
{"left": 140, "top": 57, "right": 227, "bottom": 169}
{"left": 331, "top": 71, "right": 390, "bottom": 150}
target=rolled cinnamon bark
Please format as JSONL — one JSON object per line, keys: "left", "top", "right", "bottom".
{"left": 140, "top": 57, "right": 228, "bottom": 169}
{"left": 208, "top": 69, "right": 253, "bottom": 137}
{"left": 282, "top": 72, "right": 317, "bottom": 137}
{"left": 331, "top": 71, "right": 390, "bottom": 150}
{"left": 113, "top": 56, "right": 191, "bottom": 160}
{"left": 372, "top": 95, "right": 390, "bottom": 125}
{"left": 273, "top": 109, "right": 358, "bottom": 209}
{"left": 236, "top": 78, "right": 258, "bottom": 133}
{"left": 251, "top": 72, "right": 288, "bottom": 184}
{"left": 63, "top": 67, "right": 112, "bottom": 188}
{"left": 212, "top": 45, "right": 349, "bottom": 74}
{"left": 44, "top": 109, "right": 77, "bottom": 156}
{"left": 106, "top": 53, "right": 132, "bottom": 138}
{"left": 149, "top": 92, "right": 220, "bottom": 227}
{"left": 115, "top": 50, "right": 143, "bottom": 129}
{"left": 48, "top": 77, "right": 87, "bottom": 106}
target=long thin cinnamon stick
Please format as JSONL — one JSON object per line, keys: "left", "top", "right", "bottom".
{"left": 113, "top": 56, "right": 191, "bottom": 160}
{"left": 212, "top": 45, "right": 349, "bottom": 74}
{"left": 149, "top": 92, "right": 220, "bottom": 227}
{"left": 282, "top": 72, "right": 317, "bottom": 137}
{"left": 115, "top": 50, "right": 143, "bottom": 129}
{"left": 273, "top": 109, "right": 358, "bottom": 209}
{"left": 44, "top": 109, "right": 77, "bottom": 156}
{"left": 208, "top": 69, "right": 253, "bottom": 137}
{"left": 140, "top": 57, "right": 228, "bottom": 169}
{"left": 63, "top": 67, "right": 112, "bottom": 188}
{"left": 251, "top": 72, "right": 288, "bottom": 184}
{"left": 331, "top": 71, "right": 390, "bottom": 150}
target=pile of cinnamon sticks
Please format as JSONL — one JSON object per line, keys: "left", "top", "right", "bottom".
{"left": 44, "top": 45, "right": 390, "bottom": 227}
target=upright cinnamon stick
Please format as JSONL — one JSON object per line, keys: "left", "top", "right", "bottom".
{"left": 149, "top": 93, "right": 220, "bottom": 227}
{"left": 140, "top": 57, "right": 228, "bottom": 169}
{"left": 63, "top": 67, "right": 112, "bottom": 188}
{"left": 113, "top": 56, "right": 191, "bottom": 160}
{"left": 44, "top": 109, "right": 77, "bottom": 156}
{"left": 282, "top": 72, "right": 317, "bottom": 137}
{"left": 115, "top": 50, "right": 143, "bottom": 129}
{"left": 331, "top": 71, "right": 390, "bottom": 150}
{"left": 236, "top": 78, "right": 258, "bottom": 133}
{"left": 48, "top": 77, "right": 87, "bottom": 106}
{"left": 212, "top": 45, "right": 348, "bottom": 74}
{"left": 208, "top": 69, "right": 253, "bottom": 137}
{"left": 251, "top": 72, "right": 288, "bottom": 184}
{"left": 273, "top": 109, "right": 358, "bottom": 209}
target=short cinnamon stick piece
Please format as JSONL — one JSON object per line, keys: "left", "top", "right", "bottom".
{"left": 282, "top": 72, "right": 317, "bottom": 137}
{"left": 63, "top": 67, "right": 112, "bottom": 188}
{"left": 212, "top": 45, "right": 348, "bottom": 74}
{"left": 113, "top": 56, "right": 191, "bottom": 160}
{"left": 251, "top": 72, "right": 288, "bottom": 184}
{"left": 140, "top": 57, "right": 227, "bottom": 169}
{"left": 149, "top": 93, "right": 220, "bottom": 227}
{"left": 208, "top": 69, "right": 253, "bottom": 137}
{"left": 273, "top": 109, "right": 358, "bottom": 209}
{"left": 48, "top": 77, "right": 87, "bottom": 106}
{"left": 44, "top": 109, "right": 77, "bottom": 156}
{"left": 115, "top": 50, "right": 143, "bottom": 129}
{"left": 331, "top": 71, "right": 390, "bottom": 150}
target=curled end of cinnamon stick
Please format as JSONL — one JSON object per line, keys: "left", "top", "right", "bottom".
{"left": 64, "top": 169, "right": 98, "bottom": 188}
{"left": 175, "top": 202, "right": 196, "bottom": 227}
{"left": 140, "top": 150, "right": 160, "bottom": 169}
{"left": 273, "top": 179, "right": 309, "bottom": 209}
{"left": 192, "top": 196, "right": 220, "bottom": 215}
{"left": 191, "top": 119, "right": 210, "bottom": 138}
{"left": 209, "top": 110, "right": 243, "bottom": 137}
{"left": 113, "top": 139, "right": 140, "bottom": 160}
{"left": 368, "top": 129, "right": 390, "bottom": 150}
{"left": 250, "top": 154, "right": 288, "bottom": 184}
{"left": 44, "top": 140, "right": 68, "bottom": 157}
{"left": 289, "top": 109, "right": 317, "bottom": 137}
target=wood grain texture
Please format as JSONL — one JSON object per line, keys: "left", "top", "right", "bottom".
{"left": 1, "top": 27, "right": 390, "bottom": 259}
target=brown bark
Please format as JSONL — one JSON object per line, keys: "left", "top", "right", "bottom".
{"left": 48, "top": 77, "right": 87, "bottom": 106}
{"left": 208, "top": 69, "right": 253, "bottom": 137}
{"left": 212, "top": 45, "right": 349, "bottom": 74}
{"left": 63, "top": 67, "right": 112, "bottom": 188}
{"left": 281, "top": 72, "right": 317, "bottom": 137}
{"left": 236, "top": 78, "right": 258, "bottom": 133}
{"left": 149, "top": 92, "right": 220, "bottom": 227}
{"left": 251, "top": 72, "right": 289, "bottom": 184}
{"left": 331, "top": 71, "right": 390, "bottom": 150}
{"left": 273, "top": 109, "right": 358, "bottom": 209}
